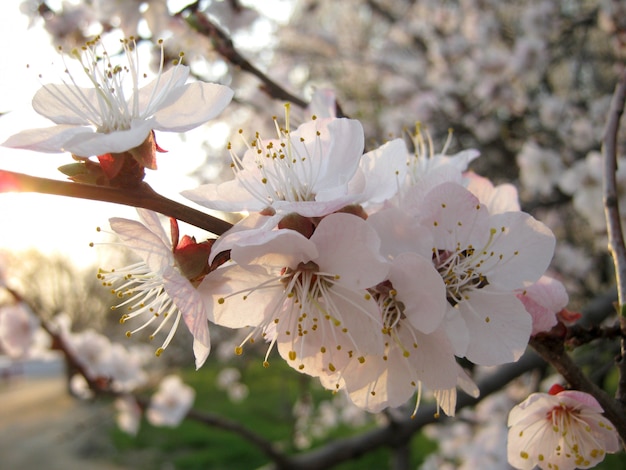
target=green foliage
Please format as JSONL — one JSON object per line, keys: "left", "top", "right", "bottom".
{"left": 111, "top": 358, "right": 437, "bottom": 469}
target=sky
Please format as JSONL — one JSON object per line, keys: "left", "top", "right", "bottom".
{"left": 0, "top": 1, "right": 249, "bottom": 267}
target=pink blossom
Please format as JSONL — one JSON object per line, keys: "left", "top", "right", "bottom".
{"left": 517, "top": 275, "right": 569, "bottom": 336}
{"left": 507, "top": 385, "right": 620, "bottom": 469}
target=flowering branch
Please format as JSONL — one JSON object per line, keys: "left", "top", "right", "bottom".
{"left": 0, "top": 169, "right": 233, "bottom": 236}
{"left": 603, "top": 69, "right": 626, "bottom": 409}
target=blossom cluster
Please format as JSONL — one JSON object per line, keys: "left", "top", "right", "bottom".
{"left": 1, "top": 31, "right": 621, "bottom": 468}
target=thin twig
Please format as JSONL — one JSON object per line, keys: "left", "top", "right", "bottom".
{"left": 0, "top": 170, "right": 233, "bottom": 236}
{"left": 602, "top": 69, "right": 626, "bottom": 406}
{"left": 184, "top": 11, "right": 308, "bottom": 108}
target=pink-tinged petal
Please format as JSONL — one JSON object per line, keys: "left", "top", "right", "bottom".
{"left": 356, "top": 138, "right": 407, "bottom": 204}
{"left": 231, "top": 228, "right": 318, "bottom": 271}
{"left": 181, "top": 179, "right": 266, "bottom": 212}
{"left": 278, "top": 286, "right": 383, "bottom": 378}
{"left": 367, "top": 208, "right": 433, "bottom": 259}
{"left": 32, "top": 84, "right": 97, "bottom": 125}
{"left": 418, "top": 182, "right": 490, "bottom": 252}
{"left": 152, "top": 82, "right": 233, "bottom": 132}
{"left": 390, "top": 253, "right": 447, "bottom": 334}
{"left": 466, "top": 172, "right": 521, "bottom": 213}
{"left": 557, "top": 390, "right": 604, "bottom": 412}
{"left": 162, "top": 268, "right": 210, "bottom": 369}
{"left": 312, "top": 213, "right": 388, "bottom": 289}
{"left": 198, "top": 264, "right": 275, "bottom": 328}
{"left": 459, "top": 291, "right": 532, "bottom": 365}
{"left": 63, "top": 119, "right": 154, "bottom": 156}
{"left": 2, "top": 125, "right": 93, "bottom": 153}
{"left": 518, "top": 276, "right": 568, "bottom": 335}
{"left": 483, "top": 212, "right": 556, "bottom": 290}
{"left": 109, "top": 217, "right": 173, "bottom": 273}
{"left": 136, "top": 208, "right": 170, "bottom": 247}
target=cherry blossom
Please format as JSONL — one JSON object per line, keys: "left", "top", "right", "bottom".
{"left": 183, "top": 114, "right": 366, "bottom": 217}
{"left": 147, "top": 375, "right": 195, "bottom": 427}
{"left": 98, "top": 209, "right": 212, "bottom": 369}
{"left": 414, "top": 181, "right": 555, "bottom": 365}
{"left": 507, "top": 385, "right": 620, "bottom": 470}
{"left": 199, "top": 212, "right": 388, "bottom": 379}
{"left": 3, "top": 36, "right": 233, "bottom": 162}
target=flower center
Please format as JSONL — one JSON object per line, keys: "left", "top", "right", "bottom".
{"left": 229, "top": 106, "right": 324, "bottom": 207}
{"left": 434, "top": 246, "right": 490, "bottom": 305}
{"left": 97, "top": 262, "right": 181, "bottom": 357}
{"left": 46, "top": 36, "right": 184, "bottom": 133}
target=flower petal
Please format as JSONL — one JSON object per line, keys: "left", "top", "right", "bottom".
{"left": 62, "top": 119, "right": 154, "bottom": 156}
{"left": 32, "top": 84, "right": 98, "bottom": 125}
{"left": 152, "top": 82, "right": 234, "bottom": 132}
{"left": 459, "top": 290, "right": 532, "bottom": 365}
{"left": 163, "top": 267, "right": 210, "bottom": 369}
{"left": 109, "top": 216, "right": 173, "bottom": 273}
{"left": 2, "top": 125, "right": 92, "bottom": 153}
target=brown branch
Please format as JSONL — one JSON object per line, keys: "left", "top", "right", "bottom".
{"left": 183, "top": 10, "right": 308, "bottom": 108}
{"left": 0, "top": 170, "right": 233, "bottom": 236}
{"left": 602, "top": 69, "right": 626, "bottom": 407}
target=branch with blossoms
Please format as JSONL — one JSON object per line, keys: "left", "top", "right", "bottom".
{"left": 3, "top": 5, "right": 626, "bottom": 469}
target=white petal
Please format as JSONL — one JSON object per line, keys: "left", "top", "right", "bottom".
{"left": 181, "top": 179, "right": 266, "bottom": 212}
{"left": 135, "top": 65, "right": 190, "bottom": 114}
{"left": 109, "top": 217, "right": 173, "bottom": 272}
{"left": 152, "top": 82, "right": 233, "bottom": 132}
{"left": 368, "top": 207, "right": 433, "bottom": 259}
{"left": 2, "top": 125, "right": 92, "bottom": 153}
{"left": 390, "top": 254, "right": 447, "bottom": 334}
{"left": 163, "top": 268, "right": 210, "bottom": 369}
{"left": 136, "top": 209, "right": 170, "bottom": 247}
{"left": 483, "top": 212, "right": 556, "bottom": 290}
{"left": 357, "top": 138, "right": 407, "bottom": 204}
{"left": 312, "top": 213, "right": 388, "bottom": 289}
{"left": 63, "top": 120, "right": 153, "bottom": 156}
{"left": 311, "top": 118, "right": 364, "bottom": 195}
{"left": 460, "top": 291, "right": 532, "bottom": 366}
{"left": 32, "top": 84, "right": 97, "bottom": 125}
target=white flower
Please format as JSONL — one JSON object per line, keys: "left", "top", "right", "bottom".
{"left": 147, "top": 375, "right": 195, "bottom": 427}
{"left": 200, "top": 213, "right": 388, "bottom": 378}
{"left": 183, "top": 114, "right": 365, "bottom": 217}
{"left": 507, "top": 385, "right": 620, "bottom": 470}
{"left": 3, "top": 36, "right": 233, "bottom": 160}
{"left": 98, "top": 209, "right": 211, "bottom": 369}
{"left": 415, "top": 181, "right": 555, "bottom": 365}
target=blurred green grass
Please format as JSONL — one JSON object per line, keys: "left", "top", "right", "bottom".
{"left": 110, "top": 357, "right": 437, "bottom": 469}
